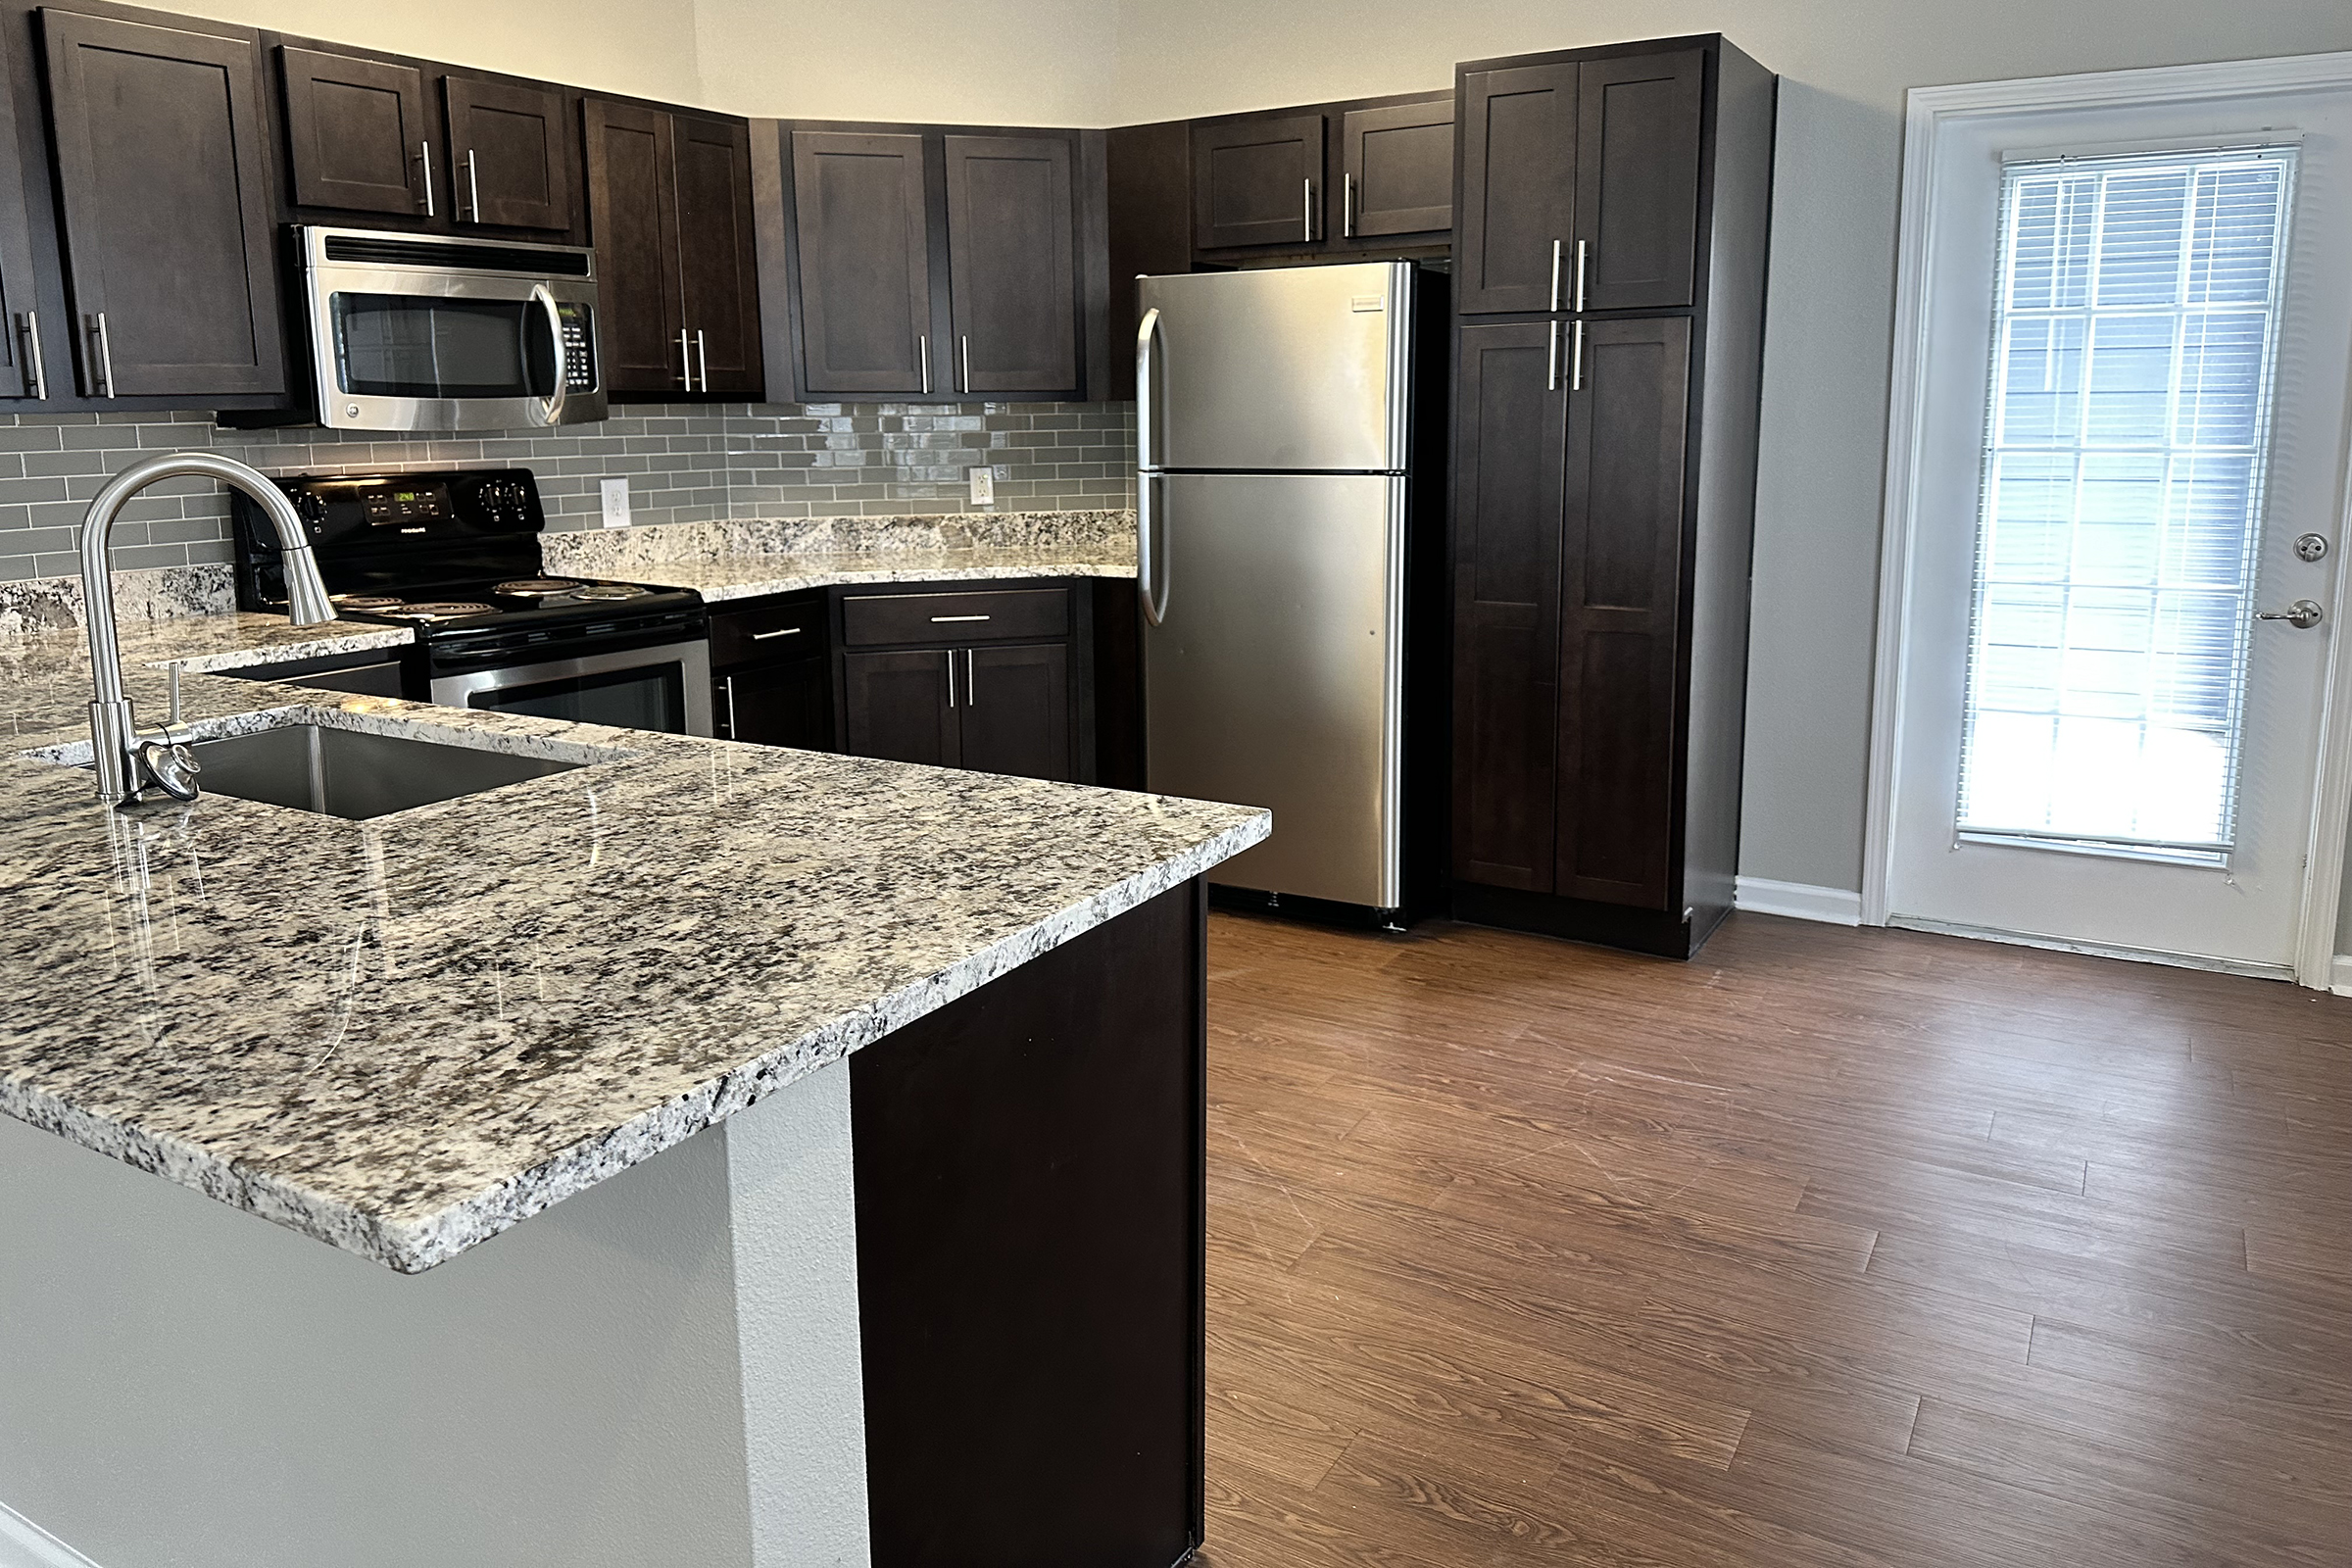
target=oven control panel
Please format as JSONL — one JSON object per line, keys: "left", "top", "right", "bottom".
{"left": 359, "top": 480, "right": 452, "bottom": 527}
{"left": 236, "top": 467, "right": 549, "bottom": 551}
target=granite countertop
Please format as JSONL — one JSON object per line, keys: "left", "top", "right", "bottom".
{"left": 634, "top": 544, "right": 1136, "bottom": 604}
{"left": 0, "top": 618, "right": 1264, "bottom": 1275}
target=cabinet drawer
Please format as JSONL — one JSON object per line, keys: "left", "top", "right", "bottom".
{"left": 710, "top": 594, "right": 824, "bottom": 666}
{"left": 842, "top": 588, "right": 1069, "bottom": 648}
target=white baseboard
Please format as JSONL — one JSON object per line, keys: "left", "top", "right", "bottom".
{"left": 0, "top": 1502, "right": 103, "bottom": 1568}
{"left": 1734, "top": 876, "right": 1864, "bottom": 926}
{"left": 2334, "top": 955, "right": 2352, "bottom": 998}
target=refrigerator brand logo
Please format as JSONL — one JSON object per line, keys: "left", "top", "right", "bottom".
{"left": 1349, "top": 296, "right": 1386, "bottom": 312}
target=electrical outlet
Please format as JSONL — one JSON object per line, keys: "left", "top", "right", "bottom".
{"left": 600, "top": 477, "right": 631, "bottom": 528}
{"left": 967, "top": 466, "right": 996, "bottom": 507}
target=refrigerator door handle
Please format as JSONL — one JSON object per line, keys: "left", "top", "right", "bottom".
{"left": 1138, "top": 470, "right": 1169, "bottom": 626}
{"left": 1135, "top": 306, "right": 1162, "bottom": 468}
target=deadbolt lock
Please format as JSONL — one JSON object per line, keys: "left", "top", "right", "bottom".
{"left": 2295, "top": 533, "right": 2329, "bottom": 563}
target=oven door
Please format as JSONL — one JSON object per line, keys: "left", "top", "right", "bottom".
{"left": 430, "top": 640, "right": 713, "bottom": 738}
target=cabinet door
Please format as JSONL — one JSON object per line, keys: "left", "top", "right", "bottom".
{"left": 582, "top": 99, "right": 682, "bottom": 394}
{"left": 719, "top": 659, "right": 830, "bottom": 750}
{"left": 1554, "top": 317, "right": 1690, "bottom": 909}
{"left": 1452, "top": 320, "right": 1566, "bottom": 892}
{"left": 790, "top": 130, "right": 933, "bottom": 398}
{"left": 674, "top": 114, "right": 761, "bottom": 398}
{"left": 1454, "top": 63, "right": 1576, "bottom": 315}
{"left": 1191, "top": 112, "right": 1322, "bottom": 250}
{"left": 958, "top": 642, "right": 1070, "bottom": 782}
{"left": 943, "top": 133, "right": 1076, "bottom": 396}
{"left": 278, "top": 47, "right": 427, "bottom": 217}
{"left": 1341, "top": 100, "right": 1452, "bottom": 239}
{"left": 442, "top": 74, "right": 571, "bottom": 229}
{"left": 1575, "top": 51, "right": 1704, "bottom": 312}
{"left": 844, "top": 648, "right": 958, "bottom": 767}
{"left": 42, "top": 11, "right": 284, "bottom": 397}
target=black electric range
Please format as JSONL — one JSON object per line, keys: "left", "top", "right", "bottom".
{"left": 232, "top": 468, "right": 714, "bottom": 736}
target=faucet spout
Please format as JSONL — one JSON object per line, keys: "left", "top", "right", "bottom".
{"left": 81, "top": 452, "right": 335, "bottom": 806}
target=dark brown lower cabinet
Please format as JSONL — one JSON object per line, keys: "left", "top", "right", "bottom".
{"left": 843, "top": 648, "right": 959, "bottom": 767}
{"left": 717, "top": 658, "right": 829, "bottom": 748}
{"left": 852, "top": 876, "right": 1205, "bottom": 1568}
{"left": 843, "top": 643, "right": 1074, "bottom": 781}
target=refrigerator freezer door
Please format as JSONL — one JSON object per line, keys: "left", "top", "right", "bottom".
{"left": 1144, "top": 472, "right": 1404, "bottom": 907}
{"left": 1137, "top": 264, "right": 1410, "bottom": 474}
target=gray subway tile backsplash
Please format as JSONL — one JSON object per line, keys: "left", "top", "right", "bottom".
{"left": 0, "top": 401, "right": 1139, "bottom": 582}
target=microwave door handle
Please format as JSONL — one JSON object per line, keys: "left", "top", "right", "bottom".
{"left": 530, "top": 283, "right": 567, "bottom": 426}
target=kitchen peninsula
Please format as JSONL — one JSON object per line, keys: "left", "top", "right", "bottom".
{"left": 0, "top": 609, "right": 1264, "bottom": 1568}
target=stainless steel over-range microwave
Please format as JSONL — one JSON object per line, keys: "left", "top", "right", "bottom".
{"left": 296, "top": 226, "right": 607, "bottom": 431}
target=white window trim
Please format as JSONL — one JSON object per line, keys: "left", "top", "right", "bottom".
{"left": 1863, "top": 50, "right": 2352, "bottom": 990}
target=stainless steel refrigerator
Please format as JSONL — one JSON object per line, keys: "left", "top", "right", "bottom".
{"left": 1136, "top": 261, "right": 1442, "bottom": 918}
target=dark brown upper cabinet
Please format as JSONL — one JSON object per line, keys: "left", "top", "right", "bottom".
{"left": 1456, "top": 48, "right": 1703, "bottom": 316}
{"left": 585, "top": 99, "right": 759, "bottom": 398}
{"left": 943, "top": 133, "right": 1075, "bottom": 397}
{"left": 277, "top": 46, "right": 427, "bottom": 217}
{"left": 768, "top": 122, "right": 1091, "bottom": 403}
{"left": 1340, "top": 99, "right": 1451, "bottom": 240}
{"left": 1454, "top": 61, "right": 1576, "bottom": 315}
{"left": 443, "top": 73, "right": 571, "bottom": 229}
{"left": 41, "top": 8, "right": 285, "bottom": 398}
{"left": 672, "top": 113, "right": 760, "bottom": 397}
{"left": 0, "top": 12, "right": 46, "bottom": 401}
{"left": 1191, "top": 111, "right": 1322, "bottom": 250}
{"left": 789, "top": 129, "right": 932, "bottom": 398}
{"left": 582, "top": 99, "right": 679, "bottom": 393}
{"left": 1573, "top": 50, "right": 1703, "bottom": 312}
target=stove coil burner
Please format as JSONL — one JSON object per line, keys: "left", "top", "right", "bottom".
{"left": 381, "top": 602, "right": 494, "bottom": 622}
{"left": 568, "top": 584, "right": 652, "bottom": 602}
{"left": 494, "top": 578, "right": 589, "bottom": 598}
{"left": 330, "top": 594, "right": 405, "bottom": 610}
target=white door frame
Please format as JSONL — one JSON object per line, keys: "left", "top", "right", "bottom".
{"left": 1862, "top": 50, "right": 2352, "bottom": 989}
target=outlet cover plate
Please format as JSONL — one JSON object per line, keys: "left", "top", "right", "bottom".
{"left": 600, "top": 477, "right": 631, "bottom": 528}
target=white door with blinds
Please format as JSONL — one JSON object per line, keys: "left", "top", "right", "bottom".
{"left": 1886, "top": 76, "right": 2352, "bottom": 974}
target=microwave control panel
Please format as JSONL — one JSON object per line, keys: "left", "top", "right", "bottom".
{"left": 559, "top": 303, "right": 598, "bottom": 394}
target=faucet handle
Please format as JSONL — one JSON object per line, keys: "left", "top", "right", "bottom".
{"left": 167, "top": 660, "right": 183, "bottom": 730}
{"left": 131, "top": 737, "right": 200, "bottom": 803}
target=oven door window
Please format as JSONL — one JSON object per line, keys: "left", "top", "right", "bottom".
{"left": 466, "top": 663, "right": 686, "bottom": 733}
{"left": 331, "top": 293, "right": 559, "bottom": 400}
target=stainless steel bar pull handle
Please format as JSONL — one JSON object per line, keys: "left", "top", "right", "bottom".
{"left": 930, "top": 613, "right": 990, "bottom": 623}
{"left": 1546, "top": 319, "right": 1559, "bottom": 393}
{"left": 417, "top": 141, "right": 435, "bottom": 216}
{"left": 465, "top": 148, "right": 480, "bottom": 221}
{"left": 750, "top": 626, "right": 803, "bottom": 640}
{"left": 1549, "top": 238, "right": 1563, "bottom": 312}
{"left": 695, "top": 328, "right": 710, "bottom": 393}
{"left": 965, "top": 648, "right": 976, "bottom": 706}
{"left": 18, "top": 310, "right": 43, "bottom": 400}
{"left": 918, "top": 336, "right": 931, "bottom": 396}
{"left": 2257, "top": 600, "right": 2325, "bottom": 629}
{"left": 721, "top": 674, "right": 737, "bottom": 738}
{"left": 1135, "top": 307, "right": 1162, "bottom": 470}
{"left": 87, "top": 313, "right": 115, "bottom": 398}
{"left": 1574, "top": 238, "right": 1589, "bottom": 313}
{"left": 1570, "top": 319, "right": 1585, "bottom": 393}
{"left": 1303, "top": 177, "right": 1313, "bottom": 242}
{"left": 944, "top": 650, "right": 956, "bottom": 708}
{"left": 958, "top": 334, "right": 970, "bottom": 395}
{"left": 1138, "top": 473, "right": 1169, "bottom": 626}
{"left": 1344, "top": 173, "right": 1355, "bottom": 238}
{"left": 678, "top": 329, "right": 693, "bottom": 388}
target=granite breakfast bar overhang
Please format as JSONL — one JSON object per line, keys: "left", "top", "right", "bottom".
{"left": 0, "top": 629, "right": 1266, "bottom": 1568}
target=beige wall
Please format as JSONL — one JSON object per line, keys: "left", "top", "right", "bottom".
{"left": 172, "top": 0, "right": 706, "bottom": 102}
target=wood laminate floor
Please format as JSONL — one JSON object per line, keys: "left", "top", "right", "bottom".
{"left": 1197, "top": 910, "right": 2352, "bottom": 1567}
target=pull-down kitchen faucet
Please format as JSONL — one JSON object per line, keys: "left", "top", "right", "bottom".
{"left": 81, "top": 452, "right": 336, "bottom": 807}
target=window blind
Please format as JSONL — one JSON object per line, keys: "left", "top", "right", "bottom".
{"left": 1956, "top": 145, "right": 2296, "bottom": 860}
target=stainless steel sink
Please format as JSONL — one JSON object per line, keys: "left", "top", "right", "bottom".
{"left": 187, "top": 723, "right": 586, "bottom": 820}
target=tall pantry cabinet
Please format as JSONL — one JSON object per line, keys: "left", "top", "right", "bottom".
{"left": 1448, "top": 35, "right": 1774, "bottom": 957}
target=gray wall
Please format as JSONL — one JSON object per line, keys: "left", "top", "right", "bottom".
{"left": 0, "top": 403, "right": 1135, "bottom": 582}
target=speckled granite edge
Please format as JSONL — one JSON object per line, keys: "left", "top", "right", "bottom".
{"left": 541, "top": 509, "right": 1134, "bottom": 576}
{"left": 0, "top": 792, "right": 1267, "bottom": 1274}
{"left": 0, "top": 563, "right": 235, "bottom": 638}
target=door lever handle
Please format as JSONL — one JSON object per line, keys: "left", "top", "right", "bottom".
{"left": 2256, "top": 600, "right": 2325, "bottom": 630}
